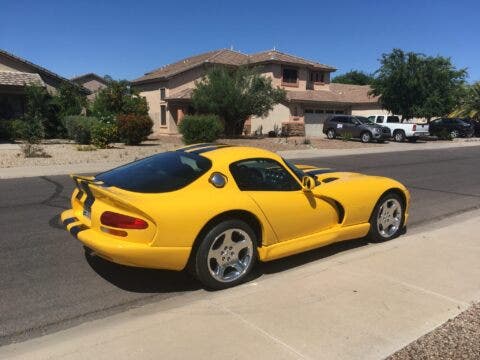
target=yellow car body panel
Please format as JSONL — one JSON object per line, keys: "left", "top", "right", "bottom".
{"left": 61, "top": 144, "right": 410, "bottom": 271}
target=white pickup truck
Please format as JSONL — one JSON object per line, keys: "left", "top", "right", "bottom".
{"left": 367, "top": 115, "right": 429, "bottom": 142}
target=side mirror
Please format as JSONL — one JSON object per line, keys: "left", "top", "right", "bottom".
{"left": 301, "top": 175, "right": 316, "bottom": 192}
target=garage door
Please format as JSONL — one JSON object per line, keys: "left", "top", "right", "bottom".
{"left": 304, "top": 111, "right": 330, "bottom": 137}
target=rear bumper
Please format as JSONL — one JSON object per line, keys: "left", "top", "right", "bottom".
{"left": 410, "top": 132, "right": 429, "bottom": 137}
{"left": 61, "top": 209, "right": 191, "bottom": 271}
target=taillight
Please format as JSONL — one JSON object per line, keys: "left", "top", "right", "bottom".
{"left": 100, "top": 211, "right": 148, "bottom": 229}
{"left": 412, "top": 124, "right": 417, "bottom": 131}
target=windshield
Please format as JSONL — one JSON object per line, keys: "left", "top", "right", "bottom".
{"left": 96, "top": 151, "right": 212, "bottom": 193}
{"left": 355, "top": 116, "right": 375, "bottom": 124}
{"left": 283, "top": 159, "right": 305, "bottom": 180}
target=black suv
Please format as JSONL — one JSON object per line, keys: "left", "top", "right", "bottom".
{"left": 322, "top": 115, "right": 391, "bottom": 143}
{"left": 429, "top": 118, "right": 475, "bottom": 138}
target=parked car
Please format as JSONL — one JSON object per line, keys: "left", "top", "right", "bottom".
{"left": 462, "top": 118, "right": 480, "bottom": 137}
{"left": 61, "top": 144, "right": 410, "bottom": 289}
{"left": 367, "top": 115, "right": 429, "bottom": 142}
{"left": 429, "top": 118, "right": 475, "bottom": 138}
{"left": 323, "top": 115, "right": 391, "bottom": 143}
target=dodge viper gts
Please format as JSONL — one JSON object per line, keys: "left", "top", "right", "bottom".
{"left": 61, "top": 143, "right": 410, "bottom": 289}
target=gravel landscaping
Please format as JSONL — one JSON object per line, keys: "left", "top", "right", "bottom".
{"left": 387, "top": 302, "right": 480, "bottom": 360}
{"left": 0, "top": 135, "right": 378, "bottom": 168}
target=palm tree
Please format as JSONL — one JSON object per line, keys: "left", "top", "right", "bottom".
{"left": 451, "top": 82, "right": 480, "bottom": 120}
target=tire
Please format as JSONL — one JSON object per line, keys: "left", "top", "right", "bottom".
{"left": 361, "top": 131, "right": 372, "bottom": 143}
{"left": 393, "top": 130, "right": 406, "bottom": 142}
{"left": 367, "top": 192, "right": 405, "bottom": 243}
{"left": 194, "top": 220, "right": 258, "bottom": 290}
{"left": 326, "top": 128, "right": 336, "bottom": 139}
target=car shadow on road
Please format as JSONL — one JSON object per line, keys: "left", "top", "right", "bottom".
{"left": 85, "top": 238, "right": 371, "bottom": 293}
{"left": 85, "top": 250, "right": 201, "bottom": 293}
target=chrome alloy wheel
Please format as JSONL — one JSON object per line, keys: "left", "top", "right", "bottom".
{"left": 207, "top": 228, "right": 254, "bottom": 283}
{"left": 377, "top": 198, "right": 402, "bottom": 238}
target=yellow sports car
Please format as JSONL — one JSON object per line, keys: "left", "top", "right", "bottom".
{"left": 61, "top": 143, "right": 410, "bottom": 289}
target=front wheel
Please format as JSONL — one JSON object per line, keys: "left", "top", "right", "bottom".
{"left": 368, "top": 193, "right": 404, "bottom": 242}
{"left": 194, "top": 220, "right": 257, "bottom": 290}
{"left": 361, "top": 132, "right": 372, "bottom": 143}
{"left": 450, "top": 129, "right": 460, "bottom": 138}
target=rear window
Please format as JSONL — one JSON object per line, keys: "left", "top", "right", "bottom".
{"left": 96, "top": 151, "right": 212, "bottom": 193}
{"left": 386, "top": 116, "right": 400, "bottom": 123}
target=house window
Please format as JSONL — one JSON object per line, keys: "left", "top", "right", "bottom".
{"left": 282, "top": 68, "right": 298, "bottom": 84}
{"left": 310, "top": 72, "right": 325, "bottom": 83}
{"left": 160, "top": 105, "right": 167, "bottom": 126}
{"left": 160, "top": 88, "right": 166, "bottom": 100}
{"left": 304, "top": 109, "right": 314, "bottom": 114}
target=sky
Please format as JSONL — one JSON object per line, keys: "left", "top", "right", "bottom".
{"left": 1, "top": 0, "right": 479, "bottom": 82}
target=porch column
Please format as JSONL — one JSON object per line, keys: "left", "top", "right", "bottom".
{"left": 177, "top": 107, "right": 185, "bottom": 124}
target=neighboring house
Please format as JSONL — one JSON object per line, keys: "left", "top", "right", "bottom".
{"left": 71, "top": 73, "right": 108, "bottom": 100}
{"left": 0, "top": 49, "right": 89, "bottom": 119}
{"left": 132, "top": 49, "right": 382, "bottom": 136}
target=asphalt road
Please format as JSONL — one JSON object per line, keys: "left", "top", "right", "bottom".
{"left": 1, "top": 146, "right": 480, "bottom": 346}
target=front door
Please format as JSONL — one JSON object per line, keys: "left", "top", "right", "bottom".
{"left": 229, "top": 158, "right": 338, "bottom": 242}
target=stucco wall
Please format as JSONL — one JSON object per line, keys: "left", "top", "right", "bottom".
{"left": 250, "top": 103, "right": 291, "bottom": 134}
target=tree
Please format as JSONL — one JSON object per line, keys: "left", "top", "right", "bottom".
{"left": 370, "top": 49, "right": 467, "bottom": 121}
{"left": 55, "top": 82, "right": 86, "bottom": 117}
{"left": 451, "top": 82, "right": 480, "bottom": 120}
{"left": 24, "top": 84, "right": 58, "bottom": 138}
{"left": 332, "top": 70, "right": 374, "bottom": 85}
{"left": 90, "top": 79, "right": 148, "bottom": 119}
{"left": 192, "top": 66, "right": 286, "bottom": 136}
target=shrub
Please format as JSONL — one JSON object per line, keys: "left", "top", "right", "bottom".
{"left": 76, "top": 145, "right": 97, "bottom": 151}
{"left": 64, "top": 116, "right": 99, "bottom": 144}
{"left": 91, "top": 122, "right": 118, "bottom": 148}
{"left": 0, "top": 120, "right": 13, "bottom": 140}
{"left": 178, "top": 114, "right": 223, "bottom": 145}
{"left": 12, "top": 117, "right": 45, "bottom": 144}
{"left": 116, "top": 114, "right": 153, "bottom": 145}
{"left": 20, "top": 143, "right": 50, "bottom": 158}
{"left": 339, "top": 132, "right": 353, "bottom": 142}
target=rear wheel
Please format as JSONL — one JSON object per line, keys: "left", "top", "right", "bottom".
{"left": 368, "top": 192, "right": 404, "bottom": 242}
{"left": 450, "top": 129, "right": 460, "bottom": 138}
{"left": 326, "top": 129, "right": 336, "bottom": 139}
{"left": 194, "top": 220, "right": 257, "bottom": 290}
{"left": 361, "top": 131, "right": 372, "bottom": 143}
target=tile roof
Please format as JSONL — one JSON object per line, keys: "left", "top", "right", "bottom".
{"left": 71, "top": 73, "right": 108, "bottom": 85}
{"left": 247, "top": 50, "right": 336, "bottom": 71}
{"left": 287, "top": 84, "right": 378, "bottom": 104}
{"left": 133, "top": 49, "right": 249, "bottom": 84}
{"left": 132, "top": 49, "right": 336, "bottom": 84}
{"left": 0, "top": 71, "right": 45, "bottom": 87}
{"left": 165, "top": 88, "right": 193, "bottom": 100}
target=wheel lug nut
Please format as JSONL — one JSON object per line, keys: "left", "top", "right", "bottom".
{"left": 229, "top": 246, "right": 232, "bottom": 250}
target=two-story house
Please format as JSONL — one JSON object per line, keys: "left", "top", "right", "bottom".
{"left": 131, "top": 49, "right": 384, "bottom": 137}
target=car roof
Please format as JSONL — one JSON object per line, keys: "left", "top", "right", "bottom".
{"left": 176, "top": 143, "right": 281, "bottom": 163}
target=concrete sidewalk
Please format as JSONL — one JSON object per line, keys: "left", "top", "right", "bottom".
{"left": 1, "top": 211, "right": 479, "bottom": 360}
{"left": 1, "top": 139, "right": 480, "bottom": 179}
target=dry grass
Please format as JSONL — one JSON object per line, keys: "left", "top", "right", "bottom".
{"left": 0, "top": 135, "right": 380, "bottom": 168}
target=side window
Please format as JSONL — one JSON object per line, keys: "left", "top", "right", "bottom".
{"left": 376, "top": 116, "right": 384, "bottom": 123}
{"left": 230, "top": 159, "right": 301, "bottom": 191}
{"left": 367, "top": 116, "right": 375, "bottom": 122}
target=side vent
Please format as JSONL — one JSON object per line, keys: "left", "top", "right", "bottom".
{"left": 322, "top": 177, "right": 339, "bottom": 183}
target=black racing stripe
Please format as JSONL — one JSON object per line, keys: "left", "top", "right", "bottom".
{"left": 190, "top": 144, "right": 232, "bottom": 154}
{"left": 305, "top": 169, "right": 336, "bottom": 175}
{"left": 63, "top": 217, "right": 78, "bottom": 226}
{"left": 176, "top": 143, "right": 216, "bottom": 152}
{"left": 70, "top": 224, "right": 87, "bottom": 238}
{"left": 81, "top": 181, "right": 95, "bottom": 213}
